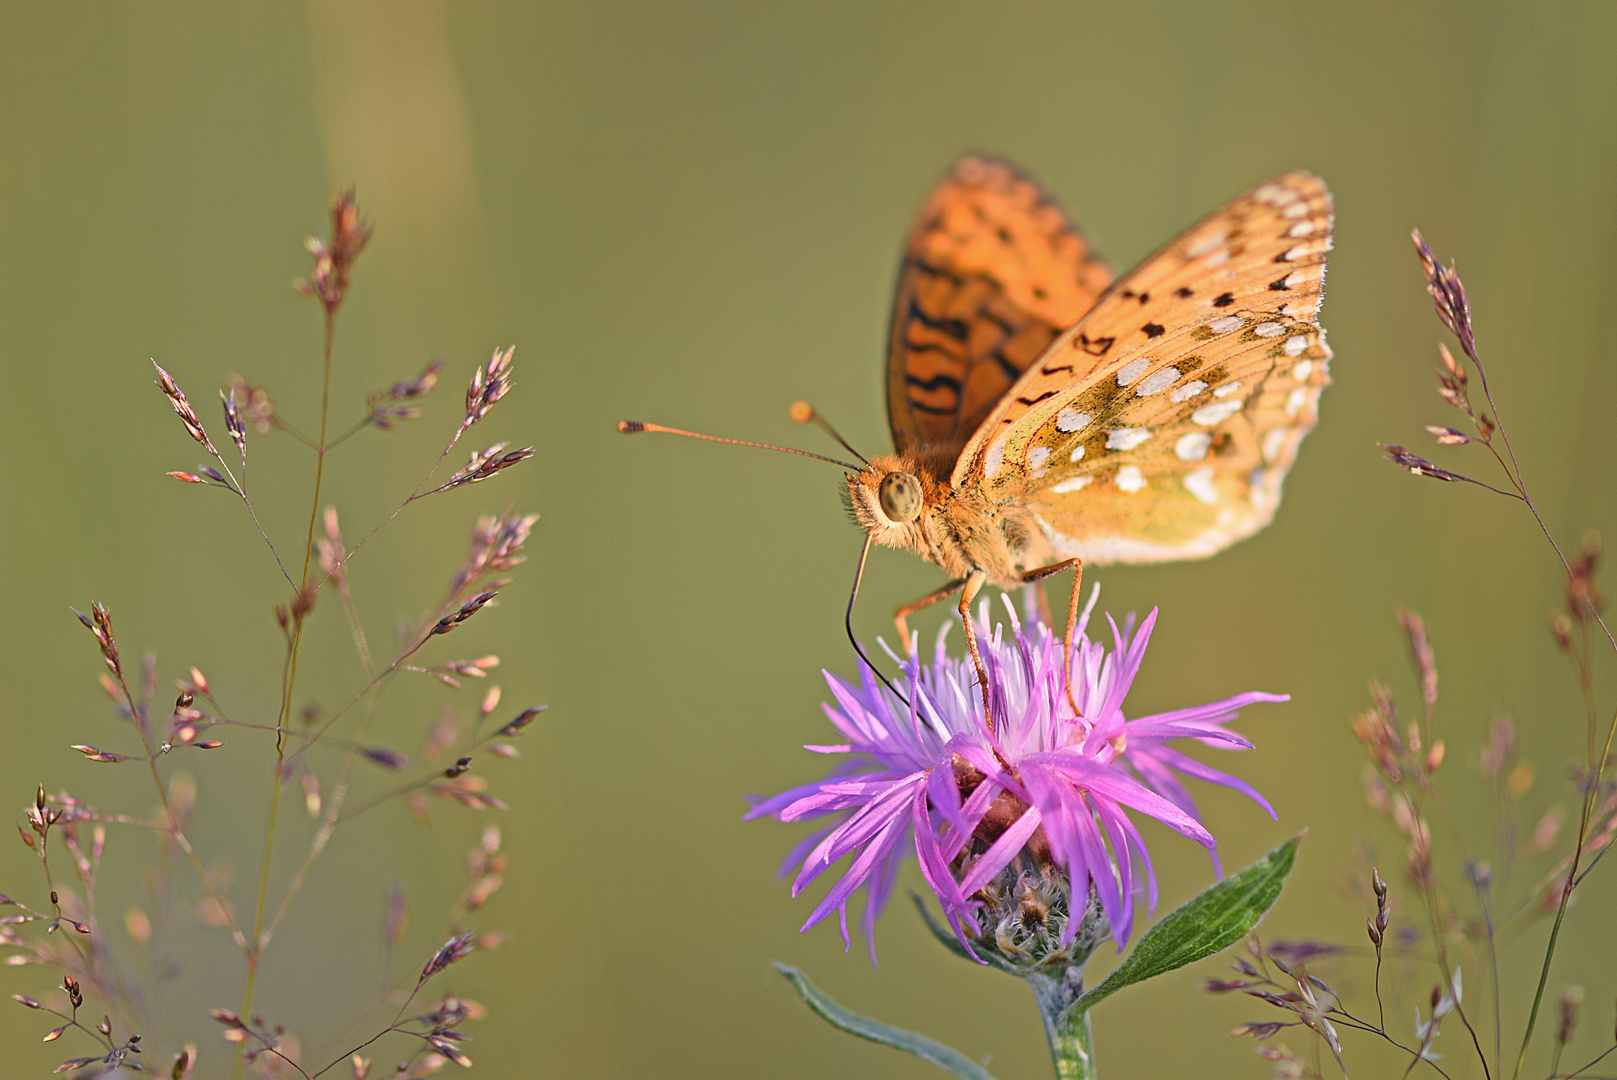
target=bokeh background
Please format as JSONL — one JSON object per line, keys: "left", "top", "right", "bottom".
{"left": 3, "top": 2, "right": 1617, "bottom": 1077}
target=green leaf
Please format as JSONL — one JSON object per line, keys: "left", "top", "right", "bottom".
{"left": 1072, "top": 835, "right": 1300, "bottom": 1015}
{"left": 774, "top": 963, "right": 1002, "bottom": 1080}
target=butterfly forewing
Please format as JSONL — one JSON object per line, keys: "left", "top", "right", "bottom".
{"left": 954, "top": 172, "right": 1333, "bottom": 564}
{"left": 886, "top": 156, "right": 1113, "bottom": 467}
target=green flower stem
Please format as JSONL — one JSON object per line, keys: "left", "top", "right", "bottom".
{"left": 1029, "top": 972, "right": 1097, "bottom": 1080}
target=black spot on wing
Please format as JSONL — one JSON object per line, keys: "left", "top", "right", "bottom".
{"left": 1015, "top": 390, "right": 1058, "bottom": 407}
{"left": 1268, "top": 274, "right": 1293, "bottom": 291}
{"left": 1142, "top": 322, "right": 1165, "bottom": 338}
{"left": 1212, "top": 292, "right": 1234, "bottom": 307}
{"left": 1174, "top": 286, "right": 1194, "bottom": 298}
{"left": 1076, "top": 333, "right": 1114, "bottom": 356}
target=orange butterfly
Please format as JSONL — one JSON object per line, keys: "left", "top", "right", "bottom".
{"left": 626, "top": 157, "right": 1333, "bottom": 722}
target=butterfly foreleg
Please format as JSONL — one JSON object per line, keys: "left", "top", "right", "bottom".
{"left": 1022, "top": 558, "right": 1084, "bottom": 718}
{"left": 893, "top": 577, "right": 967, "bottom": 655}
{"left": 956, "top": 570, "right": 992, "bottom": 731}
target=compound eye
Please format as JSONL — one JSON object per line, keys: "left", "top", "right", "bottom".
{"left": 877, "top": 472, "right": 922, "bottom": 523}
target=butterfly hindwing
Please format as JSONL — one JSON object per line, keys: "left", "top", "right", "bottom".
{"left": 886, "top": 156, "right": 1113, "bottom": 470}
{"left": 953, "top": 172, "right": 1333, "bottom": 564}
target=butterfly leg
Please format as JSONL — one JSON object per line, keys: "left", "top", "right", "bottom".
{"left": 1022, "top": 558, "right": 1084, "bottom": 717}
{"left": 955, "top": 570, "right": 992, "bottom": 731}
{"left": 893, "top": 578, "right": 967, "bottom": 655}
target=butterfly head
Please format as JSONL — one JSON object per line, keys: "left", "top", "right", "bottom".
{"left": 847, "top": 454, "right": 943, "bottom": 555}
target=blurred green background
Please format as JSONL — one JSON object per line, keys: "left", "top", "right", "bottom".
{"left": 3, "top": 2, "right": 1617, "bottom": 1077}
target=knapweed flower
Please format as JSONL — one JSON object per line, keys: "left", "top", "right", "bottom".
{"left": 747, "top": 590, "right": 1283, "bottom": 963}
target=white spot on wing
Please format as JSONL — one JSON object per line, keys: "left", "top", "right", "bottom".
{"left": 1192, "top": 399, "right": 1243, "bottom": 426}
{"left": 1184, "top": 467, "right": 1218, "bottom": 504}
{"left": 1170, "top": 380, "right": 1208, "bottom": 403}
{"left": 1056, "top": 408, "right": 1091, "bottom": 433}
{"left": 1262, "top": 426, "right": 1289, "bottom": 463}
{"left": 1284, "top": 334, "right": 1309, "bottom": 356}
{"left": 1028, "top": 445, "right": 1051, "bottom": 473}
{"left": 1285, "top": 386, "right": 1310, "bottom": 417}
{"left": 1254, "top": 321, "right": 1284, "bottom": 337}
{"left": 1115, "top": 359, "right": 1151, "bottom": 386}
{"left": 1051, "top": 476, "right": 1092, "bottom": 494}
{"left": 1282, "top": 244, "right": 1309, "bottom": 261}
{"left": 1212, "top": 380, "right": 1243, "bottom": 398}
{"left": 984, "top": 436, "right": 1007, "bottom": 479}
{"left": 1287, "top": 220, "right": 1316, "bottom": 238}
{"left": 1282, "top": 201, "right": 1310, "bottom": 219}
{"left": 1290, "top": 359, "right": 1314, "bottom": 381}
{"left": 1209, "top": 316, "right": 1243, "bottom": 334}
{"left": 1069, "top": 443, "right": 1085, "bottom": 462}
{"left": 1115, "top": 465, "right": 1146, "bottom": 492}
{"left": 1136, "top": 367, "right": 1180, "bottom": 396}
{"left": 1249, "top": 468, "right": 1270, "bottom": 509}
{"left": 1185, "top": 231, "right": 1226, "bottom": 258}
{"left": 1106, "top": 428, "right": 1151, "bottom": 451}
{"left": 1175, "top": 432, "right": 1212, "bottom": 461}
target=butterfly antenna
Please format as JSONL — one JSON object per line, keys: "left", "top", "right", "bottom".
{"left": 847, "top": 535, "right": 910, "bottom": 705}
{"left": 616, "top": 420, "right": 860, "bottom": 471}
{"left": 790, "top": 401, "right": 870, "bottom": 466}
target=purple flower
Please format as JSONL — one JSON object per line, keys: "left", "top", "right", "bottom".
{"left": 747, "top": 590, "right": 1282, "bottom": 963}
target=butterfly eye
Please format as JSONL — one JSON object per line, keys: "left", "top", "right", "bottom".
{"left": 878, "top": 472, "right": 923, "bottom": 523}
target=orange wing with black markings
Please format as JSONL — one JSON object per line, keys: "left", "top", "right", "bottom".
{"left": 951, "top": 172, "right": 1333, "bottom": 565}
{"left": 886, "top": 156, "right": 1113, "bottom": 470}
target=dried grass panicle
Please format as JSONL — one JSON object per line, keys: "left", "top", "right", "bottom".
{"left": 366, "top": 358, "right": 447, "bottom": 431}
{"left": 432, "top": 591, "right": 498, "bottom": 637}
{"left": 1380, "top": 443, "right": 1465, "bottom": 483}
{"left": 420, "top": 932, "right": 476, "bottom": 983}
{"left": 1241, "top": 228, "right": 1617, "bottom": 1080}
{"left": 1396, "top": 608, "right": 1438, "bottom": 716}
{"left": 374, "top": 357, "right": 445, "bottom": 404}
{"left": 7, "top": 190, "right": 538, "bottom": 1077}
{"left": 153, "top": 361, "right": 220, "bottom": 458}
{"left": 1210, "top": 938, "right": 1348, "bottom": 1076}
{"left": 461, "top": 346, "right": 514, "bottom": 431}
{"left": 73, "top": 603, "right": 121, "bottom": 682}
{"left": 225, "top": 377, "right": 276, "bottom": 435}
{"left": 1568, "top": 532, "right": 1603, "bottom": 621}
{"left": 294, "top": 188, "right": 371, "bottom": 315}
{"left": 1412, "top": 228, "right": 1475, "bottom": 358}
{"left": 221, "top": 389, "right": 247, "bottom": 466}
{"left": 432, "top": 442, "right": 535, "bottom": 495}
{"left": 450, "top": 512, "right": 538, "bottom": 598}
{"left": 316, "top": 507, "right": 348, "bottom": 588}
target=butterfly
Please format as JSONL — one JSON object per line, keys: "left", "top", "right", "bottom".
{"left": 623, "top": 156, "right": 1332, "bottom": 724}
{"left": 843, "top": 157, "right": 1332, "bottom": 720}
